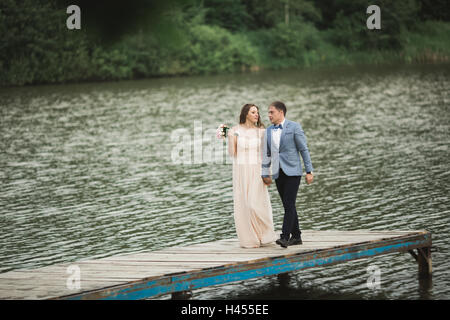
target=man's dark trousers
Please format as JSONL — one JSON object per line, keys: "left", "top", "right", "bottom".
{"left": 275, "top": 168, "right": 301, "bottom": 241}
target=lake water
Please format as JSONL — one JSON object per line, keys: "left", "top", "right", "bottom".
{"left": 0, "top": 64, "right": 449, "bottom": 299}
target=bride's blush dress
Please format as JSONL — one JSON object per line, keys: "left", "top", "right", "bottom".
{"left": 228, "top": 125, "right": 277, "bottom": 248}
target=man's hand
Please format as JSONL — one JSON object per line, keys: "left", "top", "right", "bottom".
{"left": 262, "top": 177, "right": 272, "bottom": 186}
{"left": 305, "top": 173, "right": 314, "bottom": 185}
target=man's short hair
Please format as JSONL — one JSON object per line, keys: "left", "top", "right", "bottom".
{"left": 270, "top": 101, "right": 287, "bottom": 116}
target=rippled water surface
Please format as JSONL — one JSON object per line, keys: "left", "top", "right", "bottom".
{"left": 1, "top": 64, "right": 449, "bottom": 299}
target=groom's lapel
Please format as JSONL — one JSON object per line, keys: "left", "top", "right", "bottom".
{"left": 267, "top": 126, "right": 272, "bottom": 151}
{"left": 279, "top": 119, "right": 289, "bottom": 149}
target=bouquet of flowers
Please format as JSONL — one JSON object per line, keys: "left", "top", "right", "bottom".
{"left": 216, "top": 124, "right": 230, "bottom": 140}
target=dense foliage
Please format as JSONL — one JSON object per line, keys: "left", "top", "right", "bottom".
{"left": 0, "top": 0, "right": 449, "bottom": 86}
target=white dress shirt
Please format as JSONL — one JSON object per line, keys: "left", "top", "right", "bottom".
{"left": 272, "top": 119, "right": 285, "bottom": 150}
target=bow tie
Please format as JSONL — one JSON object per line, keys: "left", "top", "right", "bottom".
{"left": 272, "top": 124, "right": 283, "bottom": 130}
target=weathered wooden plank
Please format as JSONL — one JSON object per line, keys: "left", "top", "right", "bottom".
{"left": 10, "top": 262, "right": 225, "bottom": 270}
{"left": 306, "top": 230, "right": 422, "bottom": 235}
{"left": 0, "top": 280, "right": 129, "bottom": 300}
{"left": 0, "top": 279, "right": 128, "bottom": 287}
{"left": 157, "top": 243, "right": 378, "bottom": 255}
{"left": 79, "top": 259, "right": 236, "bottom": 266}
{"left": 0, "top": 283, "right": 125, "bottom": 296}
{"left": 98, "top": 256, "right": 263, "bottom": 262}
{"left": 7, "top": 267, "right": 200, "bottom": 281}
{"left": 0, "top": 290, "right": 58, "bottom": 300}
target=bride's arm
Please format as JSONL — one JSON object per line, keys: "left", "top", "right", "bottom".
{"left": 228, "top": 126, "right": 237, "bottom": 157}
{"left": 261, "top": 128, "right": 271, "bottom": 178}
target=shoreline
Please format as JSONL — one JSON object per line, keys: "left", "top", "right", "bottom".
{"left": 1, "top": 56, "right": 449, "bottom": 90}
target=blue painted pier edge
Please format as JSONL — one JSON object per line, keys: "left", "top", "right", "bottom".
{"left": 61, "top": 231, "right": 432, "bottom": 300}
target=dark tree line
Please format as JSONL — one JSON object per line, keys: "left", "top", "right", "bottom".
{"left": 0, "top": 0, "right": 448, "bottom": 86}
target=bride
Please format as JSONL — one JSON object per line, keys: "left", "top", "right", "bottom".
{"left": 228, "top": 104, "right": 277, "bottom": 248}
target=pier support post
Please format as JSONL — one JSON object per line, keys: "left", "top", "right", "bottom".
{"left": 171, "top": 290, "right": 193, "bottom": 300}
{"left": 417, "top": 247, "right": 432, "bottom": 278}
{"left": 408, "top": 247, "right": 432, "bottom": 279}
{"left": 277, "top": 272, "right": 290, "bottom": 286}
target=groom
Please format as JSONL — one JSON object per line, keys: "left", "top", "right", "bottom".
{"left": 261, "top": 101, "right": 314, "bottom": 248}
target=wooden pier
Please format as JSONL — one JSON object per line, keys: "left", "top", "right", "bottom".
{"left": 0, "top": 229, "right": 431, "bottom": 300}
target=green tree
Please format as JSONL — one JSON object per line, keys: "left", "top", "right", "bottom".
{"left": 203, "top": 0, "right": 252, "bottom": 31}
{"left": 243, "top": 0, "right": 322, "bottom": 29}
{"left": 325, "top": 0, "right": 421, "bottom": 50}
{"left": 0, "top": 0, "right": 92, "bottom": 85}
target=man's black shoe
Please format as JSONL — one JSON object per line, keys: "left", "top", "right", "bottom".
{"left": 288, "top": 236, "right": 303, "bottom": 246}
{"left": 276, "top": 238, "right": 289, "bottom": 248}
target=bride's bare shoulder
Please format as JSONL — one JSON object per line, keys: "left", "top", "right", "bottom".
{"left": 229, "top": 125, "right": 240, "bottom": 136}
{"left": 229, "top": 124, "right": 240, "bottom": 132}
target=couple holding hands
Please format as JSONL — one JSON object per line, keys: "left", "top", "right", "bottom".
{"left": 228, "top": 101, "right": 314, "bottom": 249}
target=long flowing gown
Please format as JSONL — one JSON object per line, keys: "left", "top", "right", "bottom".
{"left": 228, "top": 125, "right": 277, "bottom": 248}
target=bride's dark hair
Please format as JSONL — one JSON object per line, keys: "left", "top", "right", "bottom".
{"left": 239, "top": 104, "right": 265, "bottom": 128}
